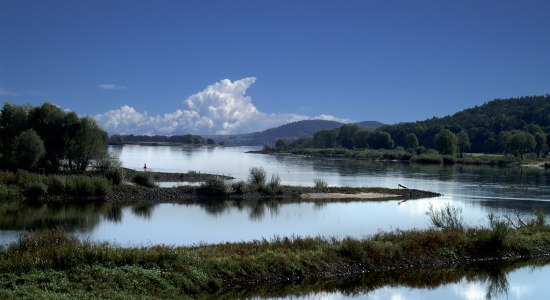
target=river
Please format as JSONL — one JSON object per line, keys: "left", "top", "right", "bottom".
{"left": 1, "top": 145, "right": 549, "bottom": 299}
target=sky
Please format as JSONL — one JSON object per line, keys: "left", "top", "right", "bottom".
{"left": 1, "top": 0, "right": 549, "bottom": 135}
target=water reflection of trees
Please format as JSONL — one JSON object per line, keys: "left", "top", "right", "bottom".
{"left": 218, "top": 258, "right": 550, "bottom": 299}
{"left": 199, "top": 199, "right": 283, "bottom": 221}
{"left": 0, "top": 201, "right": 156, "bottom": 233}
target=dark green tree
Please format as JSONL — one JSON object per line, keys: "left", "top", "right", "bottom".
{"left": 457, "top": 130, "right": 471, "bottom": 158}
{"left": 313, "top": 129, "right": 337, "bottom": 148}
{"left": 367, "top": 131, "right": 394, "bottom": 149}
{"left": 275, "top": 138, "right": 287, "bottom": 151}
{"left": 352, "top": 130, "right": 370, "bottom": 149}
{"left": 11, "top": 129, "right": 46, "bottom": 170}
{"left": 338, "top": 125, "right": 360, "bottom": 149}
{"left": 405, "top": 133, "right": 419, "bottom": 150}
{"left": 507, "top": 131, "right": 535, "bottom": 160}
{"left": 68, "top": 117, "right": 109, "bottom": 171}
{"left": 534, "top": 132, "right": 547, "bottom": 158}
{"left": 435, "top": 129, "right": 457, "bottom": 155}
{"left": 0, "top": 103, "right": 30, "bottom": 165}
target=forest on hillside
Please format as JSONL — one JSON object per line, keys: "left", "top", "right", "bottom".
{"left": 283, "top": 95, "right": 550, "bottom": 159}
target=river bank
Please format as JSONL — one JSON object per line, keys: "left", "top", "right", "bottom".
{"left": 2, "top": 220, "right": 550, "bottom": 299}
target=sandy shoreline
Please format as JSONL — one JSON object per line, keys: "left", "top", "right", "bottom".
{"left": 301, "top": 192, "right": 400, "bottom": 199}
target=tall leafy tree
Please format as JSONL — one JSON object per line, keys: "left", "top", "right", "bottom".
{"left": 405, "top": 133, "right": 419, "bottom": 150}
{"left": 11, "top": 129, "right": 46, "bottom": 170}
{"left": 457, "top": 130, "right": 471, "bottom": 158}
{"left": 68, "top": 117, "right": 108, "bottom": 171}
{"left": 338, "top": 125, "right": 360, "bottom": 149}
{"left": 507, "top": 131, "right": 535, "bottom": 160}
{"left": 534, "top": 132, "right": 547, "bottom": 158}
{"left": 352, "top": 130, "right": 370, "bottom": 149}
{"left": 435, "top": 129, "right": 457, "bottom": 156}
{"left": 367, "top": 131, "right": 394, "bottom": 149}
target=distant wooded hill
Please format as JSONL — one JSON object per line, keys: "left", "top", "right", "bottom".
{"left": 380, "top": 95, "right": 550, "bottom": 153}
{"left": 216, "top": 119, "right": 384, "bottom": 146}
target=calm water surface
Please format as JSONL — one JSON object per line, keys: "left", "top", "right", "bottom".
{"left": 2, "top": 145, "right": 550, "bottom": 299}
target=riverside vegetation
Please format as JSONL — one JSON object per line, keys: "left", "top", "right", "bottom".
{"left": 1, "top": 205, "right": 549, "bottom": 298}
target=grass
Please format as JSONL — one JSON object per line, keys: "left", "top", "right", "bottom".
{"left": 0, "top": 170, "right": 113, "bottom": 202}
{"left": 1, "top": 213, "right": 549, "bottom": 298}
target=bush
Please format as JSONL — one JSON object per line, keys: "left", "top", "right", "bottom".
{"left": 426, "top": 203, "right": 464, "bottom": 230}
{"left": 266, "top": 174, "right": 282, "bottom": 195}
{"left": 0, "top": 184, "right": 22, "bottom": 201}
{"left": 132, "top": 172, "right": 156, "bottom": 188}
{"left": 105, "top": 168, "right": 124, "bottom": 185}
{"left": 488, "top": 213, "right": 510, "bottom": 248}
{"left": 231, "top": 181, "right": 248, "bottom": 195}
{"left": 45, "top": 176, "right": 65, "bottom": 195}
{"left": 313, "top": 178, "right": 328, "bottom": 190}
{"left": 92, "top": 177, "right": 112, "bottom": 195}
{"left": 248, "top": 167, "right": 266, "bottom": 187}
{"left": 197, "top": 177, "right": 228, "bottom": 196}
{"left": 24, "top": 182, "right": 48, "bottom": 199}
{"left": 442, "top": 155, "right": 457, "bottom": 164}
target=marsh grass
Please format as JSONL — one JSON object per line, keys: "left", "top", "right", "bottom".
{"left": 0, "top": 170, "right": 112, "bottom": 201}
{"left": 2, "top": 213, "right": 549, "bottom": 299}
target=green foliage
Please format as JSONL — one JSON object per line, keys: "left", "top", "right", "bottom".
{"left": 275, "top": 139, "right": 287, "bottom": 151}
{"left": 435, "top": 129, "right": 458, "bottom": 155}
{"left": 105, "top": 168, "right": 124, "bottom": 185}
{"left": 248, "top": 167, "right": 267, "bottom": 187}
{"left": 197, "top": 177, "right": 228, "bottom": 196}
{"left": 24, "top": 182, "right": 48, "bottom": 199}
{"left": 313, "top": 178, "right": 328, "bottom": 190}
{"left": 230, "top": 181, "right": 249, "bottom": 195}
{"left": 367, "top": 131, "right": 394, "bottom": 149}
{"left": 10, "top": 129, "right": 46, "bottom": 170}
{"left": 132, "top": 172, "right": 156, "bottom": 188}
{"left": 456, "top": 130, "right": 471, "bottom": 158}
{"left": 507, "top": 131, "right": 536, "bottom": 160}
{"left": 266, "top": 174, "right": 282, "bottom": 195}
{"left": 405, "top": 133, "right": 419, "bottom": 150}
{"left": 426, "top": 203, "right": 464, "bottom": 230}
{"left": 487, "top": 213, "right": 510, "bottom": 249}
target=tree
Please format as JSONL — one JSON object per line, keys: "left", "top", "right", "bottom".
{"left": 27, "top": 103, "right": 67, "bottom": 171}
{"left": 338, "top": 125, "right": 359, "bottom": 149}
{"left": 534, "top": 132, "right": 547, "bottom": 158}
{"left": 507, "top": 131, "right": 535, "bottom": 160}
{"left": 456, "top": 130, "right": 471, "bottom": 158}
{"left": 367, "top": 131, "right": 394, "bottom": 149}
{"left": 11, "top": 129, "right": 46, "bottom": 170}
{"left": 68, "top": 117, "right": 108, "bottom": 171}
{"left": 435, "top": 129, "right": 457, "bottom": 155}
{"left": 405, "top": 133, "right": 419, "bottom": 150}
{"left": 313, "top": 129, "right": 337, "bottom": 148}
{"left": 352, "top": 130, "right": 370, "bottom": 149}
{"left": 206, "top": 138, "right": 216, "bottom": 145}
{"left": 0, "top": 103, "right": 30, "bottom": 166}
{"left": 275, "top": 138, "right": 287, "bottom": 151}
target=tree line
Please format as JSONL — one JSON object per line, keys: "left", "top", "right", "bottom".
{"left": 0, "top": 102, "right": 109, "bottom": 172}
{"left": 280, "top": 96, "right": 550, "bottom": 159}
{"left": 109, "top": 134, "right": 216, "bottom": 145}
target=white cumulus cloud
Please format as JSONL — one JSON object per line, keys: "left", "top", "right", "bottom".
{"left": 94, "top": 77, "right": 350, "bottom": 135}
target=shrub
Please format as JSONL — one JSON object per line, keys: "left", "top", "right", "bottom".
{"left": 426, "top": 202, "right": 464, "bottom": 230}
{"left": 231, "top": 181, "right": 248, "bottom": 195}
{"left": 45, "top": 176, "right": 65, "bottom": 195}
{"left": 248, "top": 167, "right": 266, "bottom": 187}
{"left": 313, "top": 178, "right": 328, "bottom": 190}
{"left": 442, "top": 155, "right": 457, "bottom": 164}
{"left": 266, "top": 174, "right": 282, "bottom": 195}
{"left": 24, "top": 182, "right": 48, "bottom": 199}
{"left": 132, "top": 172, "right": 156, "bottom": 188}
{"left": 0, "top": 184, "right": 22, "bottom": 201}
{"left": 105, "top": 168, "right": 124, "bottom": 185}
{"left": 487, "top": 213, "right": 510, "bottom": 248}
{"left": 65, "top": 176, "right": 94, "bottom": 196}
{"left": 92, "top": 177, "right": 112, "bottom": 195}
{"left": 197, "top": 177, "right": 228, "bottom": 196}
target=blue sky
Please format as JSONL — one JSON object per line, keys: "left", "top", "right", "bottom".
{"left": 1, "top": 0, "right": 549, "bottom": 134}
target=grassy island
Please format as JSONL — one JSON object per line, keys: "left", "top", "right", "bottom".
{"left": 1, "top": 208, "right": 549, "bottom": 299}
